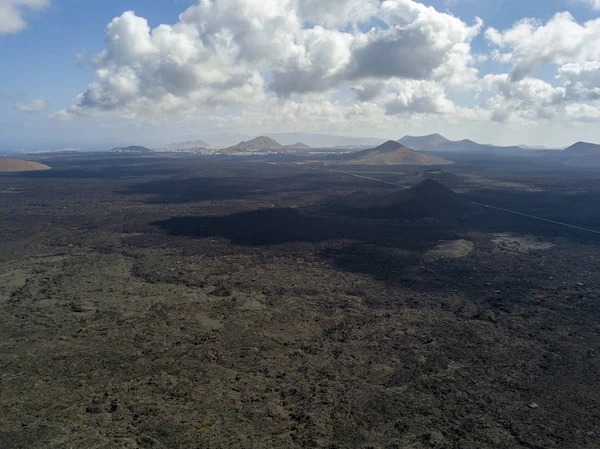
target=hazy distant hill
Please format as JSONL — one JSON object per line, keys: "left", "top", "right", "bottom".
{"left": 398, "top": 134, "right": 524, "bottom": 154}
{"left": 285, "top": 142, "right": 312, "bottom": 150}
{"left": 194, "top": 133, "right": 252, "bottom": 147}
{"left": 559, "top": 142, "right": 600, "bottom": 167}
{"left": 330, "top": 140, "right": 453, "bottom": 166}
{"left": 0, "top": 159, "right": 51, "bottom": 172}
{"left": 221, "top": 136, "right": 287, "bottom": 153}
{"left": 398, "top": 134, "right": 450, "bottom": 149}
{"left": 562, "top": 141, "right": 600, "bottom": 157}
{"left": 184, "top": 132, "right": 386, "bottom": 149}
{"left": 538, "top": 141, "right": 600, "bottom": 166}
{"left": 160, "top": 140, "right": 209, "bottom": 150}
{"left": 328, "top": 179, "right": 473, "bottom": 219}
{"left": 111, "top": 146, "right": 152, "bottom": 153}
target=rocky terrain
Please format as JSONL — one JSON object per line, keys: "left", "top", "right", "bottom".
{"left": 1, "top": 152, "right": 600, "bottom": 448}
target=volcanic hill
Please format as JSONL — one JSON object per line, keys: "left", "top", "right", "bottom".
{"left": 285, "top": 142, "right": 312, "bottom": 150}
{"left": 328, "top": 179, "right": 474, "bottom": 219}
{"left": 562, "top": 141, "right": 600, "bottom": 157}
{"left": 550, "top": 142, "right": 600, "bottom": 166}
{"left": 332, "top": 141, "right": 453, "bottom": 166}
{"left": 222, "top": 136, "right": 286, "bottom": 153}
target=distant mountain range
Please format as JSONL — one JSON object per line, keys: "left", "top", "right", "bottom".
{"left": 114, "top": 133, "right": 600, "bottom": 166}
{"left": 400, "top": 136, "right": 600, "bottom": 166}
{"left": 162, "top": 132, "right": 386, "bottom": 149}
{"left": 194, "top": 133, "right": 253, "bottom": 147}
{"left": 326, "top": 140, "right": 453, "bottom": 166}
{"left": 397, "top": 134, "right": 525, "bottom": 154}
{"left": 155, "top": 137, "right": 312, "bottom": 153}
{"left": 267, "top": 133, "right": 385, "bottom": 149}
{"left": 159, "top": 132, "right": 588, "bottom": 154}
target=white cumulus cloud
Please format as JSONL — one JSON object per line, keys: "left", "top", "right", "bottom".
{"left": 16, "top": 98, "right": 47, "bottom": 112}
{"left": 480, "top": 10, "right": 600, "bottom": 125}
{"left": 478, "top": 73, "right": 600, "bottom": 124}
{"left": 384, "top": 80, "right": 456, "bottom": 116}
{"left": 298, "top": 0, "right": 379, "bottom": 27}
{"left": 0, "top": 0, "right": 49, "bottom": 35}
{"left": 53, "top": 0, "right": 482, "bottom": 120}
{"left": 485, "top": 12, "right": 600, "bottom": 81}
{"left": 571, "top": 0, "right": 600, "bottom": 10}
{"left": 51, "top": 0, "right": 600, "bottom": 130}
{"left": 558, "top": 61, "right": 600, "bottom": 101}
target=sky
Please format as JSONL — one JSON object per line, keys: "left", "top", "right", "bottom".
{"left": 1, "top": 0, "right": 600, "bottom": 151}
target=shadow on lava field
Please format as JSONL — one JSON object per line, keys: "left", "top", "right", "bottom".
{"left": 152, "top": 208, "right": 454, "bottom": 247}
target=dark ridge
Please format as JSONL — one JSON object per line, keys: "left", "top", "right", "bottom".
{"left": 328, "top": 179, "right": 474, "bottom": 219}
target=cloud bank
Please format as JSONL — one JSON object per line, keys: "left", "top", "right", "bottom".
{"left": 53, "top": 0, "right": 481, "bottom": 120}
{"left": 52, "top": 0, "right": 600, "bottom": 129}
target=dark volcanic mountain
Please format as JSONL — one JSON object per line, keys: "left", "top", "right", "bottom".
{"left": 0, "top": 159, "right": 51, "bottom": 173}
{"left": 111, "top": 146, "right": 152, "bottom": 153}
{"left": 562, "top": 141, "right": 600, "bottom": 157}
{"left": 545, "top": 142, "right": 600, "bottom": 166}
{"left": 330, "top": 140, "right": 453, "bottom": 166}
{"left": 328, "top": 179, "right": 474, "bottom": 219}
{"left": 222, "top": 136, "right": 286, "bottom": 153}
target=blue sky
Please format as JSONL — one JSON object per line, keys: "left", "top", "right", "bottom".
{"left": 1, "top": 0, "right": 600, "bottom": 151}
{"left": 0, "top": 1, "right": 184, "bottom": 146}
